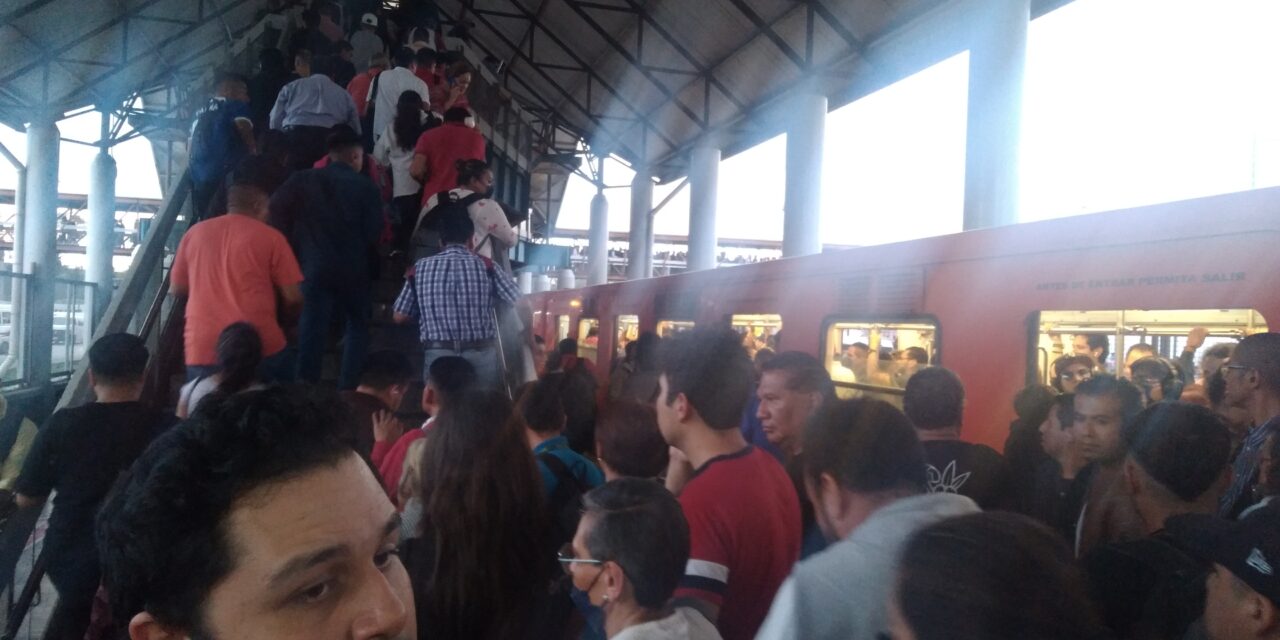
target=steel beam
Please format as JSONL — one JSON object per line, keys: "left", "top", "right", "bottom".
{"left": 721, "top": 0, "right": 808, "bottom": 70}
{"left": 0, "top": 0, "right": 59, "bottom": 25}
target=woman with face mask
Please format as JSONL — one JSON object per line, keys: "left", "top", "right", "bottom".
{"left": 560, "top": 479, "right": 722, "bottom": 640}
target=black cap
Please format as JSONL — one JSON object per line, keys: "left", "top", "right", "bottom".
{"left": 1167, "top": 501, "right": 1280, "bottom": 605}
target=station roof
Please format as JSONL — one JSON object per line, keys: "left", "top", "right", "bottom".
{"left": 0, "top": 0, "right": 268, "bottom": 134}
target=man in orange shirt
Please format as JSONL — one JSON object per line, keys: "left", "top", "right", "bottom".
{"left": 410, "top": 107, "right": 486, "bottom": 208}
{"left": 347, "top": 52, "right": 388, "bottom": 118}
{"left": 170, "top": 163, "right": 304, "bottom": 382}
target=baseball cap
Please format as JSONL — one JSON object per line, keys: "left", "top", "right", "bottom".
{"left": 361, "top": 13, "right": 377, "bottom": 27}
{"left": 1167, "top": 501, "right": 1280, "bottom": 605}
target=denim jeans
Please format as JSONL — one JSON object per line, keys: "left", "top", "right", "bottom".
{"left": 423, "top": 345, "right": 502, "bottom": 391}
{"left": 297, "top": 282, "right": 371, "bottom": 390}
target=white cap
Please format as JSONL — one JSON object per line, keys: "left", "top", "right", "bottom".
{"left": 361, "top": 13, "right": 377, "bottom": 27}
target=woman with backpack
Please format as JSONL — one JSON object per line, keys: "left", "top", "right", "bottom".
{"left": 415, "top": 158, "right": 518, "bottom": 268}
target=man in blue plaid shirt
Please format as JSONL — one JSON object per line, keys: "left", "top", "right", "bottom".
{"left": 393, "top": 208, "right": 521, "bottom": 389}
{"left": 1219, "top": 333, "right": 1280, "bottom": 518}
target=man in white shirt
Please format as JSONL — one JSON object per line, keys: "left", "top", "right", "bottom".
{"left": 370, "top": 47, "right": 430, "bottom": 141}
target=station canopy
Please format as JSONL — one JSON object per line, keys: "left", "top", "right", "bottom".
{"left": 1, "top": 0, "right": 1069, "bottom": 183}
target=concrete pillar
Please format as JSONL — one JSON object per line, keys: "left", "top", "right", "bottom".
{"left": 586, "top": 191, "right": 609, "bottom": 286}
{"left": 686, "top": 145, "right": 720, "bottom": 271}
{"left": 783, "top": 93, "right": 827, "bottom": 257}
{"left": 517, "top": 271, "right": 533, "bottom": 294}
{"left": 963, "top": 0, "right": 1029, "bottom": 230}
{"left": 22, "top": 118, "right": 59, "bottom": 389}
{"left": 88, "top": 148, "right": 117, "bottom": 322}
{"left": 627, "top": 169, "right": 654, "bottom": 280}
{"left": 558, "top": 269, "right": 576, "bottom": 290}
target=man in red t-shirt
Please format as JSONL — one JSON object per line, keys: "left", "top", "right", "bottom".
{"left": 170, "top": 170, "right": 304, "bottom": 382}
{"left": 347, "top": 52, "right": 387, "bottom": 118}
{"left": 655, "top": 327, "right": 801, "bottom": 640}
{"left": 409, "top": 107, "right": 486, "bottom": 208}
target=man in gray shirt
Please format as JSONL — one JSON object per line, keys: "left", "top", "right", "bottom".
{"left": 269, "top": 49, "right": 360, "bottom": 170}
{"left": 755, "top": 397, "right": 979, "bottom": 640}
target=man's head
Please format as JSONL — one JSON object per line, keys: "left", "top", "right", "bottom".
{"left": 226, "top": 158, "right": 278, "bottom": 219}
{"left": 1122, "top": 403, "right": 1232, "bottom": 530}
{"left": 422, "top": 355, "right": 476, "bottom": 416}
{"left": 594, "top": 401, "right": 668, "bottom": 481}
{"left": 903, "top": 367, "right": 965, "bottom": 433}
{"left": 1223, "top": 333, "right": 1280, "bottom": 419}
{"left": 1168, "top": 504, "right": 1280, "bottom": 640}
{"left": 357, "top": 351, "right": 414, "bottom": 410}
{"left": 1204, "top": 343, "right": 1236, "bottom": 382}
{"left": 1038, "top": 393, "right": 1076, "bottom": 458}
{"left": 436, "top": 208, "right": 475, "bottom": 248}
{"left": 97, "top": 387, "right": 414, "bottom": 640}
{"left": 1125, "top": 343, "right": 1156, "bottom": 373}
{"left": 443, "top": 106, "right": 471, "bottom": 124}
{"left": 368, "top": 52, "right": 389, "bottom": 72}
{"left": 1208, "top": 368, "right": 1255, "bottom": 438}
{"left": 326, "top": 126, "right": 364, "bottom": 172}
{"left": 88, "top": 333, "right": 148, "bottom": 397}
{"left": 803, "top": 398, "right": 927, "bottom": 542}
{"left": 1130, "top": 357, "right": 1184, "bottom": 405}
{"left": 655, "top": 327, "right": 754, "bottom": 447}
{"left": 756, "top": 351, "right": 832, "bottom": 456}
{"left": 294, "top": 49, "right": 313, "bottom": 76}
{"left": 518, "top": 375, "right": 565, "bottom": 436}
{"left": 337, "top": 41, "right": 354, "bottom": 62}
{"left": 413, "top": 48, "right": 437, "bottom": 72}
{"left": 214, "top": 73, "right": 248, "bottom": 102}
{"left": 896, "top": 347, "right": 929, "bottom": 374}
{"left": 1071, "top": 375, "right": 1143, "bottom": 463}
{"left": 1074, "top": 334, "right": 1110, "bottom": 366}
{"left": 360, "top": 12, "right": 377, "bottom": 30}
{"left": 392, "top": 46, "right": 414, "bottom": 70}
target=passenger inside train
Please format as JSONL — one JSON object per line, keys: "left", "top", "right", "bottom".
{"left": 11, "top": 5, "right": 1280, "bottom": 640}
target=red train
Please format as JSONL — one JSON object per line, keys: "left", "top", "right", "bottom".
{"left": 526, "top": 187, "right": 1280, "bottom": 450}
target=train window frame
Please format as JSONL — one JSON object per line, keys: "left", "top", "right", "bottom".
{"left": 556, "top": 315, "right": 571, "bottom": 342}
{"left": 614, "top": 314, "right": 641, "bottom": 364}
{"left": 656, "top": 320, "right": 696, "bottom": 338}
{"left": 577, "top": 318, "right": 600, "bottom": 364}
{"left": 819, "top": 315, "right": 942, "bottom": 400}
{"left": 1028, "top": 308, "right": 1269, "bottom": 385}
{"left": 730, "top": 313, "right": 783, "bottom": 358}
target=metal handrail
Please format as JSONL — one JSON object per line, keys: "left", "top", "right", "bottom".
{"left": 833, "top": 379, "right": 908, "bottom": 396}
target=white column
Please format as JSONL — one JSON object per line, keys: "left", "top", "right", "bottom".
{"left": 686, "top": 145, "right": 720, "bottom": 271}
{"left": 88, "top": 148, "right": 117, "bottom": 322}
{"left": 587, "top": 191, "right": 609, "bottom": 286}
{"left": 534, "top": 274, "right": 552, "bottom": 293}
{"left": 783, "top": 93, "right": 827, "bottom": 257}
{"left": 558, "top": 268, "right": 577, "bottom": 290}
{"left": 963, "top": 0, "right": 1029, "bottom": 230}
{"left": 627, "top": 168, "right": 654, "bottom": 279}
{"left": 517, "top": 271, "right": 533, "bottom": 294}
{"left": 22, "top": 118, "right": 59, "bottom": 388}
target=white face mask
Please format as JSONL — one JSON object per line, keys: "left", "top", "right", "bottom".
{"left": 464, "top": 116, "right": 476, "bottom": 129}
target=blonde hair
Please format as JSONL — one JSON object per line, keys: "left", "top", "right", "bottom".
{"left": 398, "top": 437, "right": 428, "bottom": 505}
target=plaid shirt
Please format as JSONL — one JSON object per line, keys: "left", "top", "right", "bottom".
{"left": 1221, "top": 415, "right": 1280, "bottom": 517}
{"left": 394, "top": 245, "right": 521, "bottom": 343}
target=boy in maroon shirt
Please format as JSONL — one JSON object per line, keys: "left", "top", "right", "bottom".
{"left": 656, "top": 327, "right": 801, "bottom": 640}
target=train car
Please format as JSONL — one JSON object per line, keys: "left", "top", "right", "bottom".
{"left": 525, "top": 186, "right": 1280, "bottom": 451}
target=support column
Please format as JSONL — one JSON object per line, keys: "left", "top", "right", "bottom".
{"left": 627, "top": 168, "right": 654, "bottom": 280}
{"left": 587, "top": 191, "right": 609, "bottom": 286}
{"left": 88, "top": 145, "right": 117, "bottom": 323}
{"left": 23, "top": 118, "right": 59, "bottom": 390}
{"left": 783, "top": 93, "right": 827, "bottom": 257}
{"left": 963, "top": 0, "right": 1029, "bottom": 230}
{"left": 517, "top": 271, "right": 533, "bottom": 294}
{"left": 686, "top": 145, "right": 720, "bottom": 271}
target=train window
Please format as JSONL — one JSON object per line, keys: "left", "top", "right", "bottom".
{"left": 732, "top": 314, "right": 782, "bottom": 359}
{"left": 556, "top": 315, "right": 571, "bottom": 342}
{"left": 823, "top": 320, "right": 939, "bottom": 404}
{"left": 615, "top": 315, "right": 640, "bottom": 359}
{"left": 578, "top": 318, "right": 600, "bottom": 364}
{"left": 1034, "top": 309, "right": 1269, "bottom": 382}
{"left": 656, "top": 320, "right": 695, "bottom": 338}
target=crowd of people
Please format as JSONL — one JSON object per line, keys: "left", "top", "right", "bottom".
{"left": 8, "top": 3, "right": 1280, "bottom": 640}
{"left": 3, "top": 312, "right": 1279, "bottom": 640}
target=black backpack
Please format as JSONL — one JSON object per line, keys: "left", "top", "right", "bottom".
{"left": 537, "top": 452, "right": 590, "bottom": 548}
{"left": 420, "top": 190, "right": 485, "bottom": 234}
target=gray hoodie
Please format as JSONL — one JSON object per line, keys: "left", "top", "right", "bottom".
{"left": 755, "top": 492, "right": 980, "bottom": 640}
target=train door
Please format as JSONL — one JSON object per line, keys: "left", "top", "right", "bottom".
{"left": 614, "top": 315, "right": 640, "bottom": 366}
{"left": 578, "top": 317, "right": 600, "bottom": 365}
{"left": 1030, "top": 308, "right": 1269, "bottom": 386}
{"left": 821, "top": 318, "right": 940, "bottom": 406}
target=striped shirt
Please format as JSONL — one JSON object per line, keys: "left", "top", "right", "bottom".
{"left": 393, "top": 245, "right": 521, "bottom": 343}
{"left": 1221, "top": 416, "right": 1280, "bottom": 517}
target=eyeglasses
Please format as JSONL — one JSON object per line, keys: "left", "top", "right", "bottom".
{"left": 1060, "top": 369, "right": 1093, "bottom": 381}
{"left": 557, "top": 543, "right": 602, "bottom": 574}
{"left": 1222, "top": 364, "right": 1250, "bottom": 374}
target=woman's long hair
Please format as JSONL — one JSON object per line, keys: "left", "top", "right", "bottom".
{"left": 214, "top": 322, "right": 262, "bottom": 395}
{"left": 418, "top": 390, "right": 550, "bottom": 639}
{"left": 455, "top": 158, "right": 489, "bottom": 187}
{"left": 392, "top": 90, "right": 426, "bottom": 151}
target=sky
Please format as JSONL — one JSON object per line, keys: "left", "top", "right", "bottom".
{"left": 4, "top": 0, "right": 1280, "bottom": 253}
